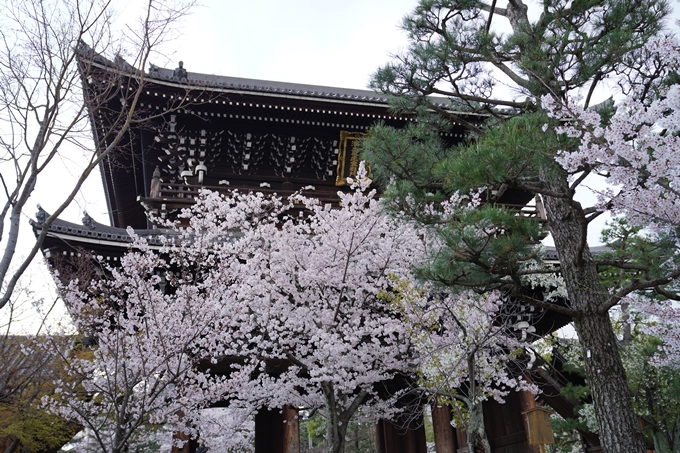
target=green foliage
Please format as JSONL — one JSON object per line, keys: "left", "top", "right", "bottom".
{"left": 372, "top": 0, "right": 668, "bottom": 114}
{"left": 299, "top": 410, "right": 376, "bottom": 453}
{"left": 437, "top": 114, "right": 571, "bottom": 193}
{"left": 361, "top": 120, "right": 450, "bottom": 191}
{"left": 343, "top": 421, "right": 377, "bottom": 453}
{"left": 0, "top": 335, "right": 80, "bottom": 453}
{"left": 421, "top": 204, "right": 544, "bottom": 290}
{"left": 367, "top": 0, "right": 675, "bottom": 451}
{"left": 535, "top": 336, "right": 594, "bottom": 443}
{"left": 512, "top": 0, "right": 667, "bottom": 93}
{"left": 0, "top": 409, "right": 78, "bottom": 453}
{"left": 364, "top": 115, "right": 549, "bottom": 294}
{"left": 550, "top": 413, "right": 591, "bottom": 453}
{"left": 560, "top": 382, "right": 590, "bottom": 402}
{"left": 594, "top": 220, "right": 680, "bottom": 450}
{"left": 302, "top": 411, "right": 325, "bottom": 447}
{"left": 623, "top": 332, "right": 680, "bottom": 452}
{"left": 363, "top": 112, "right": 570, "bottom": 195}
{"left": 597, "top": 218, "right": 680, "bottom": 296}
{"left": 543, "top": 321, "right": 680, "bottom": 452}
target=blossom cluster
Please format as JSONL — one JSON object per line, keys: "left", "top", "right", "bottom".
{"left": 544, "top": 37, "right": 680, "bottom": 231}
{"left": 630, "top": 295, "right": 680, "bottom": 367}
{"left": 394, "top": 284, "right": 538, "bottom": 420}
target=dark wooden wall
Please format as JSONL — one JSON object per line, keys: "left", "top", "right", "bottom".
{"left": 375, "top": 413, "right": 428, "bottom": 453}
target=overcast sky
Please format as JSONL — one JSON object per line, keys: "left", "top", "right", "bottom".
{"left": 122, "top": 0, "right": 417, "bottom": 89}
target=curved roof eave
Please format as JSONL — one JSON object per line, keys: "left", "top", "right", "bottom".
{"left": 85, "top": 56, "right": 484, "bottom": 114}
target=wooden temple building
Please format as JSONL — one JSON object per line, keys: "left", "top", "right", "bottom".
{"left": 34, "top": 48, "right": 601, "bottom": 453}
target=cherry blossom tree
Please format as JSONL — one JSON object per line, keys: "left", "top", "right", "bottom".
{"left": 46, "top": 166, "right": 427, "bottom": 453}
{"left": 43, "top": 239, "right": 235, "bottom": 453}
{"left": 623, "top": 301, "right": 680, "bottom": 452}
{"left": 390, "top": 282, "right": 538, "bottom": 453}
{"left": 543, "top": 37, "right": 680, "bottom": 437}
{"left": 639, "top": 302, "right": 680, "bottom": 368}
{"left": 196, "top": 167, "right": 425, "bottom": 453}
{"left": 375, "top": 189, "right": 548, "bottom": 453}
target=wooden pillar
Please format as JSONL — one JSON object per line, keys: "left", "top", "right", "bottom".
{"left": 171, "top": 410, "right": 198, "bottom": 453}
{"left": 375, "top": 419, "right": 387, "bottom": 453}
{"left": 283, "top": 405, "right": 300, "bottom": 453}
{"left": 171, "top": 432, "right": 198, "bottom": 453}
{"left": 255, "top": 407, "right": 283, "bottom": 453}
{"left": 454, "top": 426, "right": 467, "bottom": 452}
{"left": 255, "top": 406, "right": 299, "bottom": 453}
{"left": 518, "top": 390, "right": 542, "bottom": 453}
{"left": 384, "top": 419, "right": 403, "bottom": 453}
{"left": 408, "top": 417, "right": 428, "bottom": 453}
{"left": 431, "top": 401, "right": 457, "bottom": 453}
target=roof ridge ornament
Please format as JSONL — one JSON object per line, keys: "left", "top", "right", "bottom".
{"left": 173, "top": 61, "right": 188, "bottom": 81}
{"left": 35, "top": 205, "right": 48, "bottom": 226}
{"left": 82, "top": 212, "right": 96, "bottom": 230}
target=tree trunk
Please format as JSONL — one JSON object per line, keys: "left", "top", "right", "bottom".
{"left": 542, "top": 181, "right": 647, "bottom": 453}
{"left": 322, "top": 382, "right": 348, "bottom": 453}
{"left": 573, "top": 312, "right": 644, "bottom": 452}
{"left": 466, "top": 405, "right": 490, "bottom": 453}
{"left": 320, "top": 383, "right": 368, "bottom": 453}
{"left": 466, "top": 355, "right": 491, "bottom": 453}
{"left": 325, "top": 410, "right": 348, "bottom": 453}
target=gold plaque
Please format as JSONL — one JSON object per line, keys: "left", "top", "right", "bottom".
{"left": 335, "top": 131, "right": 367, "bottom": 186}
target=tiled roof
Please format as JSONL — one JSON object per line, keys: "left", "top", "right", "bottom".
{"left": 79, "top": 42, "right": 395, "bottom": 105}
{"left": 32, "top": 210, "right": 170, "bottom": 246}
{"left": 79, "top": 41, "right": 476, "bottom": 116}
{"left": 148, "top": 65, "right": 399, "bottom": 105}
{"left": 543, "top": 245, "right": 609, "bottom": 261}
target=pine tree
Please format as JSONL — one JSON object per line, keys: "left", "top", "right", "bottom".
{"left": 363, "top": 1, "right": 678, "bottom": 452}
